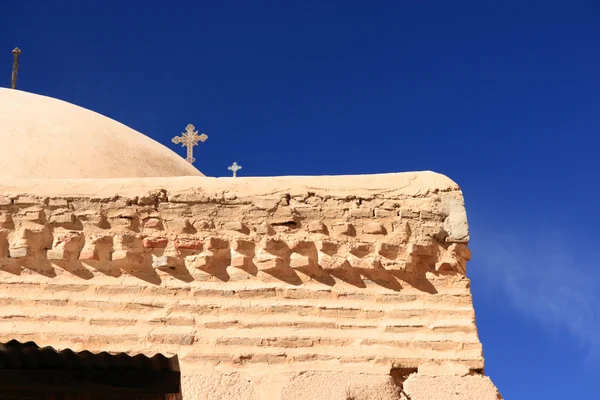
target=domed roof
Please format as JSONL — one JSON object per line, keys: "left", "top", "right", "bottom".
{"left": 0, "top": 88, "right": 204, "bottom": 179}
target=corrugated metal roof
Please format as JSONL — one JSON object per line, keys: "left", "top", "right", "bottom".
{"left": 0, "top": 340, "right": 180, "bottom": 372}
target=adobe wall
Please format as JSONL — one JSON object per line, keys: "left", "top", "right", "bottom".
{"left": 0, "top": 171, "right": 502, "bottom": 399}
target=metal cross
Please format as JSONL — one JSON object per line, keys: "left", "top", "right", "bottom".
{"left": 11, "top": 47, "right": 21, "bottom": 89}
{"left": 228, "top": 162, "right": 242, "bottom": 177}
{"left": 171, "top": 123, "right": 208, "bottom": 164}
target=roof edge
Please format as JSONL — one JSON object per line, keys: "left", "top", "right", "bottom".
{"left": 0, "top": 171, "right": 461, "bottom": 199}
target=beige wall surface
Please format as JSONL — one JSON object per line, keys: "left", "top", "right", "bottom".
{"left": 0, "top": 172, "right": 502, "bottom": 399}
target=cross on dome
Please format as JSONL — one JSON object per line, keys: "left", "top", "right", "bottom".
{"left": 11, "top": 47, "right": 21, "bottom": 89}
{"left": 172, "top": 123, "right": 208, "bottom": 165}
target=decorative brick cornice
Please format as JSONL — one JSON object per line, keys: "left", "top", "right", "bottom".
{"left": 0, "top": 172, "right": 471, "bottom": 287}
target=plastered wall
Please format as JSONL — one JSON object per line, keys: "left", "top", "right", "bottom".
{"left": 0, "top": 172, "right": 502, "bottom": 399}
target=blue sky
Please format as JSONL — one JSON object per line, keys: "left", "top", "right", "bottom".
{"left": 2, "top": 1, "right": 599, "bottom": 398}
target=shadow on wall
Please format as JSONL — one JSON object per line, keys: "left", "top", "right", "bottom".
{"left": 0, "top": 339, "right": 182, "bottom": 399}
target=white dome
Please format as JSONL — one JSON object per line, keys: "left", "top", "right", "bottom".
{"left": 0, "top": 88, "right": 204, "bottom": 179}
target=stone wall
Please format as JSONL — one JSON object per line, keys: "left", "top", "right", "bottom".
{"left": 0, "top": 172, "right": 502, "bottom": 399}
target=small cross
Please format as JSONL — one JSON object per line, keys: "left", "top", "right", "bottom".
{"left": 171, "top": 123, "right": 208, "bottom": 165}
{"left": 228, "top": 162, "right": 242, "bottom": 177}
{"left": 11, "top": 47, "right": 21, "bottom": 89}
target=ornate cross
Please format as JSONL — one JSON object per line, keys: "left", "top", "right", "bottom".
{"left": 228, "top": 162, "right": 242, "bottom": 177}
{"left": 171, "top": 123, "right": 208, "bottom": 164}
{"left": 11, "top": 47, "right": 21, "bottom": 89}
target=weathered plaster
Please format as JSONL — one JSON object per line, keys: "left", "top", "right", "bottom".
{"left": 0, "top": 172, "right": 501, "bottom": 399}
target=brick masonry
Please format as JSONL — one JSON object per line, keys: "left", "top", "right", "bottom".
{"left": 0, "top": 172, "right": 502, "bottom": 399}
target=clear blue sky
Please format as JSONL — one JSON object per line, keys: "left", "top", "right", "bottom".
{"left": 2, "top": 1, "right": 599, "bottom": 398}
